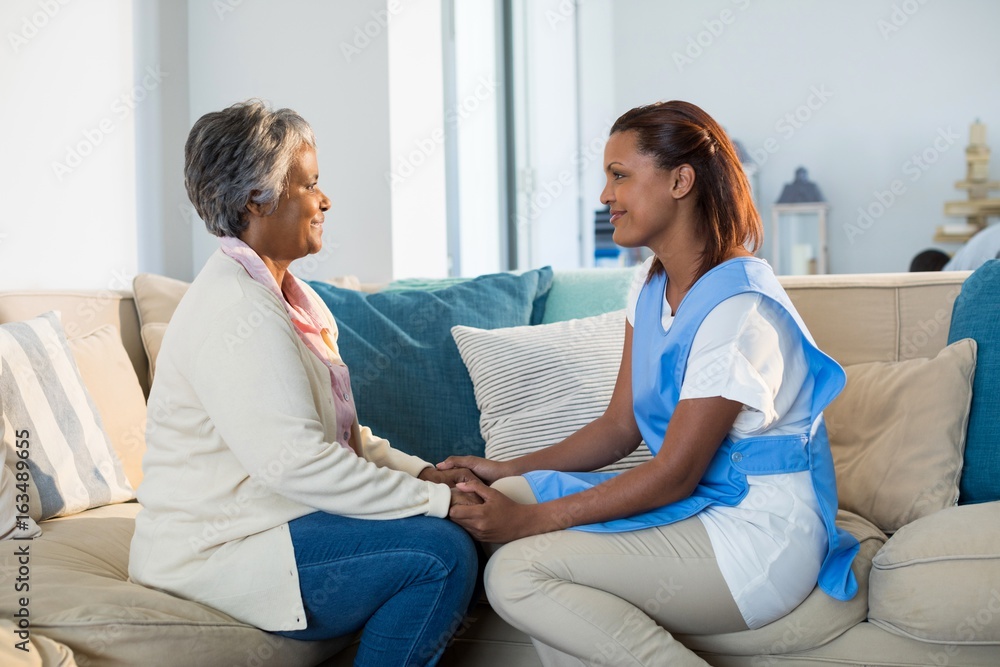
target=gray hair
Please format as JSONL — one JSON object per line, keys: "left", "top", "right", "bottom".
{"left": 184, "top": 99, "right": 317, "bottom": 237}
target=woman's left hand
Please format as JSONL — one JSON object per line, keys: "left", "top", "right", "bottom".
{"left": 448, "top": 479, "right": 543, "bottom": 543}
{"left": 419, "top": 466, "right": 482, "bottom": 488}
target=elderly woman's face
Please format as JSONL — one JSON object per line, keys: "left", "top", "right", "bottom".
{"left": 250, "top": 144, "right": 330, "bottom": 262}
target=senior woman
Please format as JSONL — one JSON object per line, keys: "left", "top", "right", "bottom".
{"left": 128, "top": 100, "right": 480, "bottom": 666}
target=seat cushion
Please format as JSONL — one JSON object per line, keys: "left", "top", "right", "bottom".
{"left": 869, "top": 502, "right": 1000, "bottom": 645}
{"left": 677, "top": 510, "right": 886, "bottom": 656}
{"left": 0, "top": 620, "right": 78, "bottom": 666}
{"left": 947, "top": 259, "right": 1000, "bottom": 504}
{"left": 0, "top": 504, "right": 349, "bottom": 667}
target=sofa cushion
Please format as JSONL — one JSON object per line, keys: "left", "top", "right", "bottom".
{"left": 540, "top": 268, "right": 635, "bottom": 323}
{"left": 824, "top": 338, "right": 976, "bottom": 533}
{"left": 68, "top": 324, "right": 147, "bottom": 490}
{"left": 0, "top": 620, "right": 78, "bottom": 666}
{"left": 307, "top": 268, "right": 554, "bottom": 462}
{"left": 0, "top": 504, "right": 349, "bottom": 667}
{"left": 0, "top": 312, "right": 134, "bottom": 520}
{"left": 132, "top": 273, "right": 191, "bottom": 385}
{"left": 139, "top": 322, "right": 168, "bottom": 382}
{"left": 947, "top": 259, "right": 1000, "bottom": 504}
{"left": 451, "top": 311, "right": 652, "bottom": 471}
{"left": 677, "top": 510, "right": 886, "bottom": 656}
{"left": 869, "top": 502, "right": 1000, "bottom": 645}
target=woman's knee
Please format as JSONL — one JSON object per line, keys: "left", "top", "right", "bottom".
{"left": 490, "top": 476, "right": 537, "bottom": 504}
{"left": 484, "top": 539, "right": 551, "bottom": 619}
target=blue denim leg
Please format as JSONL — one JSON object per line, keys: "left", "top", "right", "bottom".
{"left": 273, "top": 512, "right": 478, "bottom": 667}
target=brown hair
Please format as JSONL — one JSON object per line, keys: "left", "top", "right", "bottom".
{"left": 610, "top": 100, "right": 762, "bottom": 283}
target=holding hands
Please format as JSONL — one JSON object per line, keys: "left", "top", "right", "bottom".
{"left": 448, "top": 478, "right": 542, "bottom": 543}
{"left": 418, "top": 465, "right": 484, "bottom": 507}
{"left": 435, "top": 455, "right": 515, "bottom": 486}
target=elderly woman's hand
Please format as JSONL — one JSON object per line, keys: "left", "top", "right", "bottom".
{"left": 436, "top": 456, "right": 514, "bottom": 486}
{"left": 419, "top": 466, "right": 482, "bottom": 488}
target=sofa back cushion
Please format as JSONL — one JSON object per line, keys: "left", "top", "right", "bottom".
{"left": 779, "top": 271, "right": 968, "bottom": 366}
{"left": 947, "top": 259, "right": 1000, "bottom": 504}
{"left": 0, "top": 290, "right": 147, "bottom": 396}
{"left": 132, "top": 274, "right": 191, "bottom": 388}
{"left": 68, "top": 324, "right": 148, "bottom": 490}
{"left": 308, "top": 268, "right": 554, "bottom": 462}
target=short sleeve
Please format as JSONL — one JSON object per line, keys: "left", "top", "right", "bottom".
{"left": 679, "top": 293, "right": 811, "bottom": 437}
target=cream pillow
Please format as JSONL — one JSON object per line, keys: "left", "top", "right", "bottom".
{"left": 68, "top": 324, "right": 147, "bottom": 490}
{"left": 824, "top": 338, "right": 976, "bottom": 533}
{"left": 451, "top": 311, "right": 652, "bottom": 472}
{"left": 0, "top": 312, "right": 134, "bottom": 520}
{"left": 132, "top": 273, "right": 190, "bottom": 384}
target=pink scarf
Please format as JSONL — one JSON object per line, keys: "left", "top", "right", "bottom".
{"left": 220, "top": 237, "right": 358, "bottom": 452}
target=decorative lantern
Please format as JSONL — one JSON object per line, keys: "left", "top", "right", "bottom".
{"left": 771, "top": 167, "right": 829, "bottom": 275}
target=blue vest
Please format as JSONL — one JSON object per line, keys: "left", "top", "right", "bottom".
{"left": 523, "top": 258, "right": 859, "bottom": 601}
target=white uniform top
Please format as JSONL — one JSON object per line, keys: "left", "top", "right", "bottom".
{"left": 626, "top": 257, "right": 826, "bottom": 629}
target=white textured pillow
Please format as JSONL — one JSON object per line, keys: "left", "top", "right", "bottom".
{"left": 452, "top": 310, "right": 652, "bottom": 472}
{"left": 0, "top": 312, "right": 134, "bottom": 521}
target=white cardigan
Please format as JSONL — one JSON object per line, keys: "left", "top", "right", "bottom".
{"left": 128, "top": 251, "right": 451, "bottom": 631}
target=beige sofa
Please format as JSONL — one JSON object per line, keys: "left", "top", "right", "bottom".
{"left": 1, "top": 269, "right": 999, "bottom": 666}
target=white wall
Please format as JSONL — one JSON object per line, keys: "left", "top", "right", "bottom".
{"left": 387, "top": 0, "right": 449, "bottom": 279}
{"left": 0, "top": 0, "right": 138, "bottom": 290}
{"left": 452, "top": 0, "right": 504, "bottom": 276}
{"left": 511, "top": 0, "right": 582, "bottom": 270}
{"left": 576, "top": 0, "right": 617, "bottom": 267}
{"left": 607, "top": 0, "right": 1000, "bottom": 274}
{"left": 134, "top": 0, "right": 191, "bottom": 280}
{"left": 186, "top": 0, "right": 396, "bottom": 283}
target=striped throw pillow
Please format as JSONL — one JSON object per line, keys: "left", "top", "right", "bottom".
{"left": 451, "top": 310, "right": 652, "bottom": 472}
{"left": 0, "top": 312, "right": 134, "bottom": 521}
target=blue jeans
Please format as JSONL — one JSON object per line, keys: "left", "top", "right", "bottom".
{"left": 274, "top": 512, "right": 478, "bottom": 667}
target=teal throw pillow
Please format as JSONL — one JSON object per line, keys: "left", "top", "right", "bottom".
{"left": 947, "top": 259, "right": 1000, "bottom": 504}
{"left": 308, "top": 267, "right": 553, "bottom": 463}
